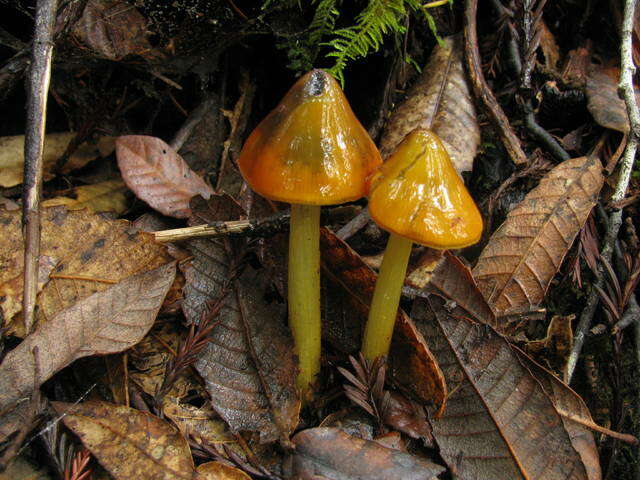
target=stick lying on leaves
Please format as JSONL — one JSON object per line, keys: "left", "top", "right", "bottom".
{"left": 154, "top": 212, "right": 289, "bottom": 243}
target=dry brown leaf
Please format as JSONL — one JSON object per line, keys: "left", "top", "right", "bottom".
{"left": 413, "top": 295, "right": 593, "bottom": 480}
{"left": 42, "top": 179, "right": 128, "bottom": 213}
{"left": 0, "top": 263, "right": 175, "bottom": 441}
{"left": 516, "top": 352, "right": 602, "bottom": 480}
{"left": 0, "top": 456, "right": 51, "bottom": 480}
{"left": 0, "top": 207, "right": 173, "bottom": 336}
{"left": 182, "top": 194, "right": 245, "bottom": 325}
{"left": 526, "top": 314, "right": 575, "bottom": 372}
{"left": 320, "top": 229, "right": 447, "bottom": 410}
{"left": 163, "top": 399, "right": 237, "bottom": 449}
{"left": 0, "top": 255, "right": 57, "bottom": 324}
{"left": 0, "top": 132, "right": 113, "bottom": 188}
{"left": 405, "top": 248, "right": 444, "bottom": 290}
{"left": 128, "top": 321, "right": 200, "bottom": 400}
{"left": 72, "top": 0, "right": 154, "bottom": 60}
{"left": 196, "top": 462, "right": 251, "bottom": 480}
{"left": 473, "top": 156, "right": 604, "bottom": 322}
{"left": 52, "top": 400, "right": 194, "bottom": 480}
{"left": 382, "top": 391, "right": 434, "bottom": 444}
{"left": 379, "top": 35, "right": 479, "bottom": 172}
{"left": 194, "top": 265, "right": 300, "bottom": 444}
{"left": 116, "top": 136, "right": 214, "bottom": 218}
{"left": 586, "top": 64, "right": 640, "bottom": 133}
{"left": 184, "top": 195, "right": 299, "bottom": 443}
{"left": 102, "top": 354, "right": 129, "bottom": 405}
{"left": 289, "top": 427, "right": 445, "bottom": 479}
{"left": 539, "top": 19, "right": 561, "bottom": 74}
{"left": 425, "top": 252, "right": 497, "bottom": 327}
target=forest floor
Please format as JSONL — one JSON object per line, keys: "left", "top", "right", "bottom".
{"left": 1, "top": 0, "right": 640, "bottom": 479}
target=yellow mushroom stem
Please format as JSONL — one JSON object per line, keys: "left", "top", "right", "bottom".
{"left": 288, "top": 203, "right": 321, "bottom": 394}
{"left": 361, "top": 233, "right": 413, "bottom": 361}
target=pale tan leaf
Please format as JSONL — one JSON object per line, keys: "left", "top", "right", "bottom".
{"left": 0, "top": 255, "right": 57, "bottom": 324}
{"left": 52, "top": 400, "right": 193, "bottom": 480}
{"left": 163, "top": 399, "right": 236, "bottom": 448}
{"left": 290, "top": 427, "right": 445, "bottom": 479}
{"left": 0, "top": 263, "right": 176, "bottom": 437}
{"left": 116, "top": 135, "right": 214, "bottom": 218}
{"left": 0, "top": 207, "right": 173, "bottom": 336}
{"left": 0, "top": 132, "right": 113, "bottom": 188}
{"left": 413, "top": 296, "right": 592, "bottom": 480}
{"left": 42, "top": 179, "right": 128, "bottom": 213}
{"left": 473, "top": 156, "right": 604, "bottom": 321}
{"left": 379, "top": 35, "right": 479, "bottom": 172}
{"left": 196, "top": 462, "right": 251, "bottom": 480}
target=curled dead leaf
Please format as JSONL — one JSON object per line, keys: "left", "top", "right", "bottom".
{"left": 116, "top": 136, "right": 214, "bottom": 218}
{"left": 0, "top": 263, "right": 176, "bottom": 442}
{"left": 289, "top": 427, "right": 445, "bottom": 479}
{"left": 0, "top": 207, "right": 173, "bottom": 336}
{"left": 52, "top": 400, "right": 194, "bottom": 480}
{"left": 379, "top": 35, "right": 479, "bottom": 172}
{"left": 586, "top": 64, "right": 640, "bottom": 133}
{"left": 413, "top": 296, "right": 593, "bottom": 480}
{"left": 0, "top": 132, "right": 112, "bottom": 188}
{"left": 473, "top": 156, "right": 604, "bottom": 324}
{"left": 42, "top": 179, "right": 128, "bottom": 213}
{"left": 72, "top": 0, "right": 155, "bottom": 60}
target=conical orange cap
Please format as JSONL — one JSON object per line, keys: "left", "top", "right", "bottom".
{"left": 368, "top": 129, "right": 483, "bottom": 249}
{"left": 238, "top": 70, "right": 382, "bottom": 205}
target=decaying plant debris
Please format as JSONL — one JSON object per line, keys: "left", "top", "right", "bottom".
{"left": 1, "top": 0, "right": 640, "bottom": 478}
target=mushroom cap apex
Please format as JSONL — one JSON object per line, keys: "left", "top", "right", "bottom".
{"left": 238, "top": 69, "right": 382, "bottom": 205}
{"left": 368, "top": 128, "right": 483, "bottom": 249}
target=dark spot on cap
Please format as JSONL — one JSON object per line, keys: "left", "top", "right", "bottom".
{"left": 306, "top": 70, "right": 326, "bottom": 96}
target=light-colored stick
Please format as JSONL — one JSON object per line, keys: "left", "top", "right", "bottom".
{"left": 153, "top": 213, "right": 289, "bottom": 243}
{"left": 565, "top": 0, "right": 640, "bottom": 383}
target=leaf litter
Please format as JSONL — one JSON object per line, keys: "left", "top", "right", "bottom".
{"left": 3, "top": 2, "right": 639, "bottom": 476}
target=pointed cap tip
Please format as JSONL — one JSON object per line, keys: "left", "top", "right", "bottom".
{"left": 238, "top": 70, "right": 382, "bottom": 205}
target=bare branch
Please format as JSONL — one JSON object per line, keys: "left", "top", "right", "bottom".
{"left": 22, "top": 0, "right": 59, "bottom": 334}
{"left": 566, "top": 0, "right": 640, "bottom": 382}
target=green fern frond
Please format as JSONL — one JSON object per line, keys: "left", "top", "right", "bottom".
{"left": 325, "top": 0, "right": 410, "bottom": 85}
{"left": 309, "top": 0, "right": 341, "bottom": 45}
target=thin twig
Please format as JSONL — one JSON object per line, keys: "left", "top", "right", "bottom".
{"left": 22, "top": 0, "right": 59, "bottom": 334}
{"left": 464, "top": 0, "right": 528, "bottom": 166}
{"left": 336, "top": 209, "right": 370, "bottom": 241}
{"left": 556, "top": 407, "right": 638, "bottom": 444}
{"left": 216, "top": 71, "right": 255, "bottom": 191}
{"left": 170, "top": 93, "right": 218, "bottom": 152}
{"left": 154, "top": 213, "right": 290, "bottom": 243}
{"left": 565, "top": 0, "right": 640, "bottom": 382}
{"left": 523, "top": 103, "right": 571, "bottom": 161}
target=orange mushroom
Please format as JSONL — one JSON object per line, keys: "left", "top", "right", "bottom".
{"left": 361, "top": 128, "right": 483, "bottom": 361}
{"left": 238, "top": 69, "right": 382, "bottom": 394}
